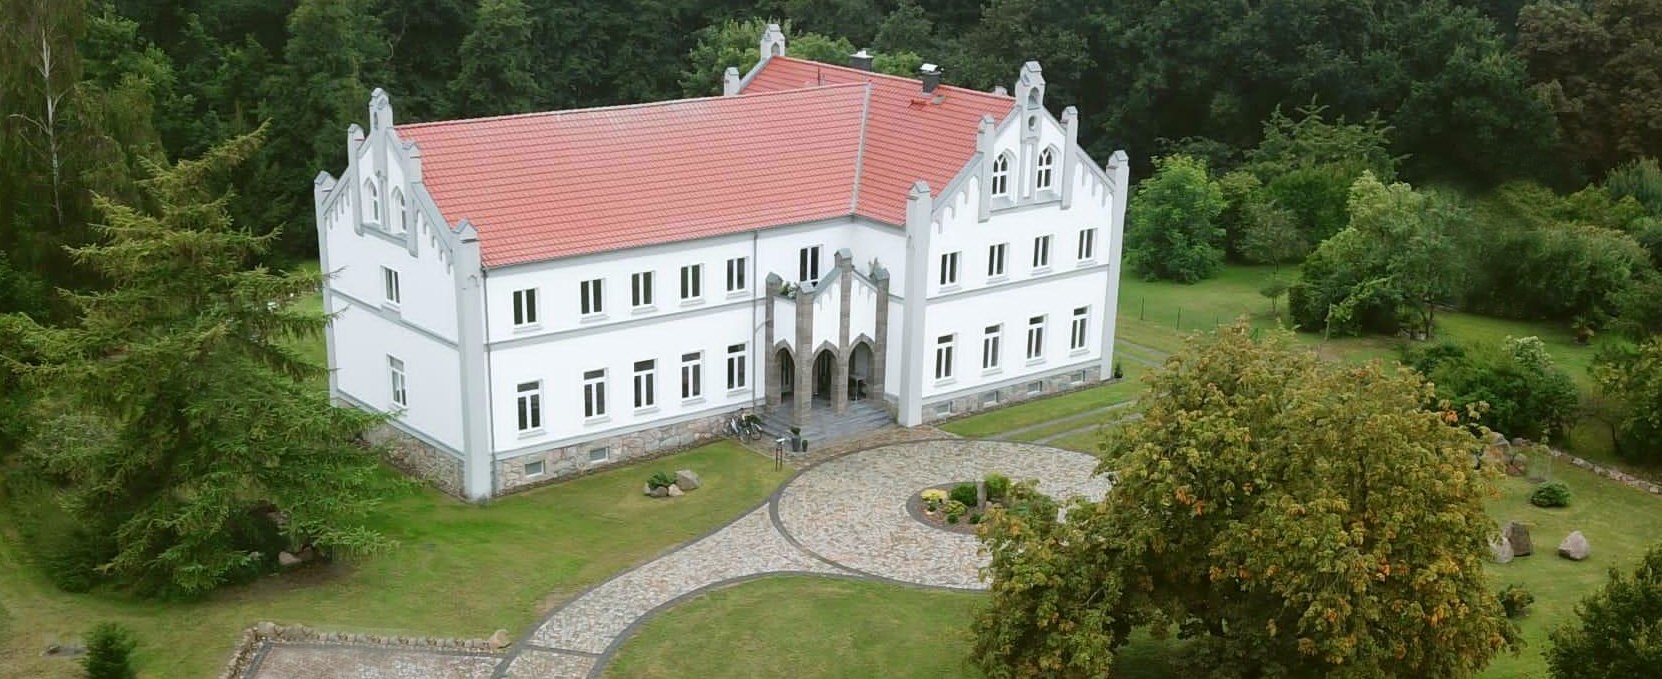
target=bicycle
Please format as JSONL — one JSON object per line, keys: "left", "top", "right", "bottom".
{"left": 728, "top": 409, "right": 763, "bottom": 442}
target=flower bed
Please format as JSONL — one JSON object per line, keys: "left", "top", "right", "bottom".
{"left": 906, "top": 473, "right": 1012, "bottom": 535}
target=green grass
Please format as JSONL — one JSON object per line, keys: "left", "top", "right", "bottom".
{"left": 604, "top": 460, "right": 1662, "bottom": 678}
{"left": 939, "top": 361, "right": 1146, "bottom": 439}
{"left": 603, "top": 576, "right": 985, "bottom": 679}
{"left": 0, "top": 441, "right": 788, "bottom": 678}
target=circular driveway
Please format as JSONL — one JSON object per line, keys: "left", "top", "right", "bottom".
{"left": 772, "top": 438, "right": 1112, "bottom": 589}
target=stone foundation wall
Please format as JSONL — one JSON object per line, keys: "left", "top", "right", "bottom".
{"left": 365, "top": 424, "right": 465, "bottom": 498}
{"left": 924, "top": 366, "right": 1103, "bottom": 424}
{"left": 495, "top": 412, "right": 729, "bottom": 494}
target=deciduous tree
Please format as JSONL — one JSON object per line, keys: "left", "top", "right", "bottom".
{"left": 1126, "top": 154, "right": 1226, "bottom": 283}
{"left": 1548, "top": 542, "right": 1662, "bottom": 678}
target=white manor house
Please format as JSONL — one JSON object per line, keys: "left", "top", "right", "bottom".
{"left": 315, "top": 25, "right": 1130, "bottom": 500}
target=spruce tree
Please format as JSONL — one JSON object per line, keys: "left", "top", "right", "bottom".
{"left": 448, "top": 0, "right": 540, "bottom": 118}
{"left": 3, "top": 130, "right": 391, "bottom": 597}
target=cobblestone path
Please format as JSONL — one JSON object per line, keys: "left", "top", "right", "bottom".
{"left": 243, "top": 438, "right": 1109, "bottom": 679}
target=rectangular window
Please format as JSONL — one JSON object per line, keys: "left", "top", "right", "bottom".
{"left": 588, "top": 447, "right": 610, "bottom": 464}
{"left": 939, "top": 252, "right": 960, "bottom": 287}
{"left": 726, "top": 343, "right": 748, "bottom": 390}
{"left": 1070, "top": 306, "right": 1090, "bottom": 351}
{"left": 382, "top": 267, "right": 401, "bottom": 305}
{"left": 1027, "top": 381, "right": 1044, "bottom": 395}
{"left": 1027, "top": 315, "right": 1046, "bottom": 360}
{"left": 799, "top": 246, "right": 822, "bottom": 285}
{"left": 1033, "top": 235, "right": 1052, "bottom": 269}
{"left": 680, "top": 264, "right": 702, "bottom": 301}
{"left": 513, "top": 288, "right": 539, "bottom": 326}
{"left": 726, "top": 257, "right": 748, "bottom": 293}
{"left": 580, "top": 279, "right": 604, "bottom": 315}
{"left": 631, "top": 271, "right": 654, "bottom": 308}
{"left": 1078, "top": 228, "right": 1097, "bottom": 261}
{"left": 582, "top": 369, "right": 606, "bottom": 419}
{"left": 935, "top": 334, "right": 955, "bottom": 381}
{"left": 633, "top": 359, "right": 657, "bottom": 409}
{"left": 982, "top": 325, "right": 1001, "bottom": 370}
{"left": 681, "top": 351, "right": 703, "bottom": 400}
{"left": 388, "top": 356, "right": 407, "bottom": 407}
{"left": 988, "top": 243, "right": 1008, "bottom": 278}
{"left": 524, "top": 460, "right": 545, "bottom": 477}
{"left": 516, "top": 381, "right": 542, "bottom": 432}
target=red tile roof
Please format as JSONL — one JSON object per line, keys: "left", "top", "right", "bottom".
{"left": 396, "top": 57, "right": 1013, "bottom": 268}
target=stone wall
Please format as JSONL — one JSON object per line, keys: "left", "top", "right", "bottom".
{"left": 1542, "top": 446, "right": 1662, "bottom": 496}
{"left": 365, "top": 424, "right": 465, "bottom": 498}
{"left": 495, "top": 411, "right": 729, "bottom": 493}
{"left": 924, "top": 366, "right": 1103, "bottom": 424}
{"left": 217, "top": 622, "right": 503, "bottom": 679}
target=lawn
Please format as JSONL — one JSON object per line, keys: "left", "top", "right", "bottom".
{"left": 604, "top": 457, "right": 1662, "bottom": 678}
{"left": 938, "top": 360, "right": 1147, "bottom": 439}
{"left": 0, "top": 441, "right": 788, "bottom": 678}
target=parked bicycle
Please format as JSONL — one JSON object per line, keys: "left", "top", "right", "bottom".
{"left": 727, "top": 408, "right": 763, "bottom": 441}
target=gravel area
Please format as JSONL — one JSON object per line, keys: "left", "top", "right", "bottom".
{"left": 248, "top": 644, "right": 499, "bottom": 679}
{"left": 498, "top": 649, "right": 597, "bottom": 678}
{"left": 774, "top": 439, "right": 1110, "bottom": 589}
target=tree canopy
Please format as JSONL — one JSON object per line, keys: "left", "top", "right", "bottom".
{"left": 1548, "top": 542, "right": 1662, "bottom": 678}
{"left": 1126, "top": 155, "right": 1226, "bottom": 283}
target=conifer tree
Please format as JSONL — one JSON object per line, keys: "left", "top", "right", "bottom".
{"left": 3, "top": 130, "right": 390, "bottom": 597}
{"left": 448, "top": 0, "right": 539, "bottom": 118}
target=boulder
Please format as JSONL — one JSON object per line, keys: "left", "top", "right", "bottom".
{"left": 675, "top": 469, "right": 701, "bottom": 491}
{"left": 649, "top": 485, "right": 669, "bottom": 498}
{"left": 1558, "top": 531, "right": 1591, "bottom": 561}
{"left": 1490, "top": 536, "right": 1514, "bottom": 564}
{"left": 643, "top": 482, "right": 653, "bottom": 496}
{"left": 1504, "top": 521, "right": 1533, "bottom": 557}
{"left": 488, "top": 629, "right": 511, "bottom": 650}
{"left": 667, "top": 484, "right": 685, "bottom": 497}
{"left": 278, "top": 551, "right": 303, "bottom": 568}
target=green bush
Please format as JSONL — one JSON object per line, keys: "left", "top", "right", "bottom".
{"left": 82, "top": 622, "right": 137, "bottom": 679}
{"left": 1530, "top": 482, "right": 1572, "bottom": 508}
{"left": 950, "top": 483, "right": 979, "bottom": 508}
{"left": 945, "top": 500, "right": 968, "bottom": 524}
{"left": 1402, "top": 337, "right": 1580, "bottom": 441}
{"left": 647, "top": 471, "right": 676, "bottom": 490}
{"left": 1498, "top": 584, "right": 1535, "bottom": 618}
{"left": 983, "top": 473, "right": 1011, "bottom": 502}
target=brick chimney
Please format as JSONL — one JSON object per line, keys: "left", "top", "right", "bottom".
{"left": 919, "top": 63, "right": 942, "bottom": 93}
{"left": 850, "top": 49, "right": 874, "bottom": 71}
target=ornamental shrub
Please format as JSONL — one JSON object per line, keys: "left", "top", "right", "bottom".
{"left": 647, "top": 471, "right": 676, "bottom": 490}
{"left": 1499, "top": 584, "right": 1535, "bottom": 618}
{"left": 983, "top": 473, "right": 1011, "bottom": 502}
{"left": 950, "top": 483, "right": 980, "bottom": 508}
{"left": 1531, "top": 482, "right": 1572, "bottom": 508}
{"left": 945, "top": 500, "right": 968, "bottom": 523}
{"left": 82, "top": 622, "right": 137, "bottom": 679}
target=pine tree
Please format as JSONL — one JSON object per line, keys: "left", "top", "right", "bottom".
{"left": 448, "top": 0, "right": 539, "bottom": 118}
{"left": 80, "top": 622, "right": 137, "bottom": 679}
{"left": 3, "top": 130, "right": 391, "bottom": 597}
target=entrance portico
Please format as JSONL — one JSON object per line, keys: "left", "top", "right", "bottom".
{"left": 763, "top": 249, "right": 891, "bottom": 428}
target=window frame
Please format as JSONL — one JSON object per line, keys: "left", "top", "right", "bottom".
{"left": 1033, "top": 235, "right": 1052, "bottom": 270}
{"left": 1026, "top": 315, "right": 1047, "bottom": 361}
{"left": 1036, "top": 146, "right": 1057, "bottom": 191}
{"left": 799, "top": 245, "right": 822, "bottom": 285}
{"left": 512, "top": 288, "right": 539, "bottom": 327}
{"left": 364, "top": 179, "right": 380, "bottom": 223}
{"left": 725, "top": 257, "right": 748, "bottom": 294}
{"left": 679, "top": 263, "right": 703, "bottom": 302}
{"left": 633, "top": 359, "right": 657, "bottom": 410}
{"left": 988, "top": 242, "right": 1008, "bottom": 278}
{"left": 582, "top": 369, "right": 607, "bottom": 420}
{"left": 982, "top": 325, "right": 1002, "bottom": 371}
{"left": 516, "top": 380, "right": 543, "bottom": 433}
{"left": 1078, "top": 228, "right": 1097, "bottom": 261}
{"left": 388, "top": 356, "right": 407, "bottom": 407}
{"left": 381, "top": 266, "right": 401, "bottom": 306}
{"left": 934, "top": 334, "right": 956, "bottom": 381}
{"left": 1070, "top": 306, "right": 1090, "bottom": 351}
{"left": 991, "top": 153, "right": 1012, "bottom": 197}
{"left": 939, "top": 251, "right": 960, "bottom": 287}
{"left": 631, "top": 271, "right": 655, "bottom": 308}
{"left": 579, "top": 278, "right": 604, "bottom": 316}
{"left": 681, "top": 351, "right": 703, "bottom": 401}
{"left": 726, "top": 343, "right": 748, "bottom": 390}
{"left": 524, "top": 460, "right": 546, "bottom": 477}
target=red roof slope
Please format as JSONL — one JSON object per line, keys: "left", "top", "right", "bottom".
{"left": 745, "top": 57, "right": 1015, "bottom": 224}
{"left": 398, "top": 85, "right": 868, "bottom": 267}
{"left": 396, "top": 57, "right": 1013, "bottom": 268}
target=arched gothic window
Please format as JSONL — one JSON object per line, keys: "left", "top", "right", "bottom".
{"left": 992, "top": 153, "right": 1012, "bottom": 197}
{"left": 1036, "top": 146, "right": 1057, "bottom": 191}
{"left": 392, "top": 187, "right": 407, "bottom": 233}
{"left": 365, "top": 180, "right": 380, "bottom": 223}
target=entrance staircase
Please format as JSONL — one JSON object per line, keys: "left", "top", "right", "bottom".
{"left": 757, "top": 399, "right": 893, "bottom": 447}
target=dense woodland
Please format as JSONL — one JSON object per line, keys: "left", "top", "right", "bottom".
{"left": 1, "top": 0, "right": 1661, "bottom": 618}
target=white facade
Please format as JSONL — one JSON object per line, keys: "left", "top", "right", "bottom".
{"left": 317, "top": 55, "right": 1128, "bottom": 501}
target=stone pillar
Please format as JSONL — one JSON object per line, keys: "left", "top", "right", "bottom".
{"left": 1060, "top": 106, "right": 1079, "bottom": 210}
{"left": 793, "top": 285, "right": 814, "bottom": 427}
{"left": 1099, "top": 150, "right": 1131, "bottom": 383}
{"left": 764, "top": 274, "right": 781, "bottom": 406}
{"left": 871, "top": 267, "right": 890, "bottom": 400}
{"left": 835, "top": 251, "right": 853, "bottom": 415}
{"left": 452, "top": 220, "right": 493, "bottom": 502}
{"left": 977, "top": 114, "right": 994, "bottom": 222}
{"left": 897, "top": 182, "right": 933, "bottom": 426}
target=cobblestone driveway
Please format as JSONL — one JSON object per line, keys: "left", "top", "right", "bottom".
{"left": 243, "top": 438, "right": 1109, "bottom": 679}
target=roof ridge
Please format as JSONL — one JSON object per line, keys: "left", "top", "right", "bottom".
{"left": 770, "top": 56, "right": 1014, "bottom": 105}
{"left": 848, "top": 83, "right": 873, "bottom": 214}
{"left": 394, "top": 82, "right": 871, "bottom": 131}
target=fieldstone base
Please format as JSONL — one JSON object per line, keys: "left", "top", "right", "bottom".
{"left": 495, "top": 412, "right": 729, "bottom": 494}
{"left": 923, "top": 365, "right": 1102, "bottom": 423}
{"left": 365, "top": 424, "right": 465, "bottom": 498}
